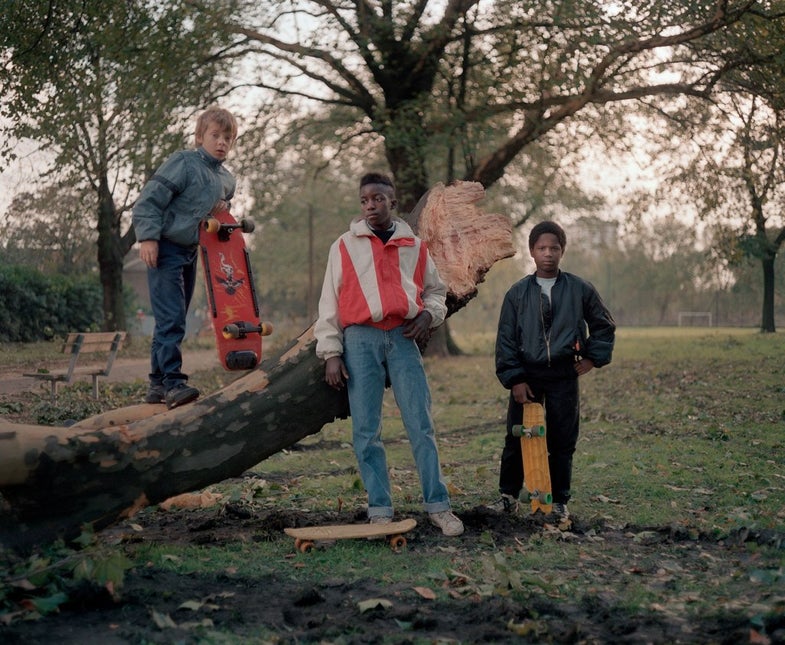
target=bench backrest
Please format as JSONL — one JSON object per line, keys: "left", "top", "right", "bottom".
{"left": 61, "top": 331, "right": 126, "bottom": 355}
{"left": 61, "top": 332, "right": 127, "bottom": 376}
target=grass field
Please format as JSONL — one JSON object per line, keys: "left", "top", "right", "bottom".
{"left": 1, "top": 327, "right": 784, "bottom": 643}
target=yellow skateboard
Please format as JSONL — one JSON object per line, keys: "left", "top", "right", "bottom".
{"left": 512, "top": 402, "right": 553, "bottom": 514}
{"left": 284, "top": 518, "right": 416, "bottom": 553}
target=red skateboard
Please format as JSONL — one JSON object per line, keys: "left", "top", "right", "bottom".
{"left": 199, "top": 209, "right": 272, "bottom": 370}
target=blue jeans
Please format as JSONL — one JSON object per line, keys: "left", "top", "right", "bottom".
{"left": 147, "top": 238, "right": 198, "bottom": 390}
{"left": 343, "top": 325, "right": 452, "bottom": 518}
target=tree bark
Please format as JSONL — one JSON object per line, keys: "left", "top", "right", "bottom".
{"left": 0, "top": 181, "right": 514, "bottom": 551}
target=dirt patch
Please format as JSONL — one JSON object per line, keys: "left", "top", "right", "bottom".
{"left": 3, "top": 503, "right": 778, "bottom": 644}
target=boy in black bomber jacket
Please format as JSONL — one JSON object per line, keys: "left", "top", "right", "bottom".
{"left": 492, "top": 221, "right": 616, "bottom": 520}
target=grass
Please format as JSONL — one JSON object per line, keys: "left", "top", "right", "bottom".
{"left": 2, "top": 326, "right": 785, "bottom": 640}
{"left": 146, "top": 327, "right": 784, "bottom": 589}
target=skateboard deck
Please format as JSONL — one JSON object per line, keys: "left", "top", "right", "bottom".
{"left": 284, "top": 518, "right": 416, "bottom": 552}
{"left": 199, "top": 210, "right": 272, "bottom": 371}
{"left": 512, "top": 402, "right": 553, "bottom": 514}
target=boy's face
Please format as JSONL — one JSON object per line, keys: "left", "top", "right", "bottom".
{"left": 199, "top": 122, "right": 235, "bottom": 161}
{"left": 530, "top": 232, "right": 563, "bottom": 278}
{"left": 359, "top": 182, "right": 397, "bottom": 230}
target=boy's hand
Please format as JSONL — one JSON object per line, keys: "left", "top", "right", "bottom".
{"left": 324, "top": 356, "right": 348, "bottom": 390}
{"left": 575, "top": 358, "right": 595, "bottom": 376}
{"left": 140, "top": 240, "right": 159, "bottom": 268}
{"left": 210, "top": 200, "right": 230, "bottom": 215}
{"left": 402, "top": 311, "right": 433, "bottom": 342}
{"left": 512, "top": 382, "right": 535, "bottom": 404}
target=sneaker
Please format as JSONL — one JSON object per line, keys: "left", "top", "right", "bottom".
{"left": 369, "top": 516, "right": 392, "bottom": 525}
{"left": 165, "top": 384, "right": 200, "bottom": 409}
{"left": 486, "top": 493, "right": 519, "bottom": 514}
{"left": 429, "top": 510, "right": 464, "bottom": 537}
{"left": 552, "top": 503, "right": 570, "bottom": 520}
{"left": 145, "top": 384, "right": 166, "bottom": 404}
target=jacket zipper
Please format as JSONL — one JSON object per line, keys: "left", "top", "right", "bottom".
{"left": 539, "top": 287, "right": 551, "bottom": 367}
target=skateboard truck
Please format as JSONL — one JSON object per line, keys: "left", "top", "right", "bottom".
{"left": 222, "top": 321, "right": 274, "bottom": 340}
{"left": 203, "top": 216, "right": 256, "bottom": 242}
{"left": 511, "top": 423, "right": 545, "bottom": 439}
{"left": 221, "top": 322, "right": 274, "bottom": 370}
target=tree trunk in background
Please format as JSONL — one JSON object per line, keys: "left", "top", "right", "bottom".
{"left": 0, "top": 181, "right": 514, "bottom": 551}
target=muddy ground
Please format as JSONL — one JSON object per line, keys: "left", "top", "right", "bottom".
{"left": 3, "top": 499, "right": 783, "bottom": 645}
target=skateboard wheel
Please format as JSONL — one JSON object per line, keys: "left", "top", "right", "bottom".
{"left": 226, "top": 350, "right": 259, "bottom": 370}
{"left": 260, "top": 322, "right": 274, "bottom": 336}
{"left": 203, "top": 217, "right": 221, "bottom": 234}
{"left": 528, "top": 490, "right": 552, "bottom": 504}
{"left": 240, "top": 218, "right": 255, "bottom": 233}
{"left": 389, "top": 535, "right": 407, "bottom": 551}
{"left": 295, "top": 539, "right": 314, "bottom": 553}
{"left": 222, "top": 323, "right": 240, "bottom": 339}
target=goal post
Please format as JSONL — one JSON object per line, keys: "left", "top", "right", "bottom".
{"left": 677, "top": 312, "right": 713, "bottom": 327}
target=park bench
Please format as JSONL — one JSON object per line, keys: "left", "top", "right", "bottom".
{"left": 24, "top": 331, "right": 127, "bottom": 403}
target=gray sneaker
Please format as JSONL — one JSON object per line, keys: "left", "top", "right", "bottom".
{"left": 486, "top": 493, "right": 519, "bottom": 514}
{"left": 369, "top": 515, "right": 392, "bottom": 525}
{"left": 429, "top": 510, "right": 464, "bottom": 537}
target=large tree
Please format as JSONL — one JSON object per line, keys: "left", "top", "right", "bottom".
{"left": 198, "top": 0, "right": 785, "bottom": 211}
{"left": 0, "top": 0, "right": 227, "bottom": 330}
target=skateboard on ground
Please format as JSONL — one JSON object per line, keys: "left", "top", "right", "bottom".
{"left": 512, "top": 402, "right": 553, "bottom": 514}
{"left": 199, "top": 209, "right": 273, "bottom": 371}
{"left": 284, "top": 518, "right": 416, "bottom": 553}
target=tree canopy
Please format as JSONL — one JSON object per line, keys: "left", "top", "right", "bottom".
{"left": 202, "top": 0, "right": 785, "bottom": 210}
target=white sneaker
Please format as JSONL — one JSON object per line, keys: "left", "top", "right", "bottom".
{"left": 552, "top": 503, "right": 570, "bottom": 520}
{"left": 369, "top": 515, "right": 392, "bottom": 525}
{"left": 429, "top": 510, "right": 464, "bottom": 536}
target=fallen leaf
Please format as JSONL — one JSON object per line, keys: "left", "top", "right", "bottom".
{"left": 151, "top": 609, "right": 177, "bottom": 629}
{"left": 413, "top": 586, "right": 436, "bottom": 600}
{"left": 357, "top": 598, "right": 392, "bottom": 613}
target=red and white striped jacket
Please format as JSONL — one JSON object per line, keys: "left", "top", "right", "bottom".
{"left": 315, "top": 217, "right": 447, "bottom": 360}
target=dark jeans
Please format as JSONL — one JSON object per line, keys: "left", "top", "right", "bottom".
{"left": 147, "top": 238, "right": 198, "bottom": 390}
{"left": 498, "top": 376, "right": 580, "bottom": 504}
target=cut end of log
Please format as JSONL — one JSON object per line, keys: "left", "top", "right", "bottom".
{"left": 412, "top": 181, "right": 515, "bottom": 301}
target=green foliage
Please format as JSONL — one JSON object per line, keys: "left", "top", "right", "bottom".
{"left": 0, "top": 527, "right": 133, "bottom": 624}
{"left": 0, "top": 264, "right": 102, "bottom": 342}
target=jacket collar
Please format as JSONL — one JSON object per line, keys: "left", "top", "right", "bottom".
{"left": 196, "top": 147, "right": 225, "bottom": 168}
{"left": 350, "top": 215, "right": 415, "bottom": 241}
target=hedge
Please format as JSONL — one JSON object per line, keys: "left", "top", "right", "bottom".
{"left": 0, "top": 264, "right": 103, "bottom": 342}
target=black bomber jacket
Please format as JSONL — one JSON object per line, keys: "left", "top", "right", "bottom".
{"left": 495, "top": 271, "right": 616, "bottom": 389}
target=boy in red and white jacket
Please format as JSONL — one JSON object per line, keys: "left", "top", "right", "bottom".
{"left": 314, "top": 172, "right": 464, "bottom": 537}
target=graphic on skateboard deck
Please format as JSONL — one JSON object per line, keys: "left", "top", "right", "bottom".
{"left": 199, "top": 209, "right": 272, "bottom": 371}
{"left": 284, "top": 518, "right": 417, "bottom": 553}
{"left": 512, "top": 402, "right": 553, "bottom": 514}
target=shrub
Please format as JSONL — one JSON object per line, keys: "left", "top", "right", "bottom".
{"left": 0, "top": 264, "right": 103, "bottom": 342}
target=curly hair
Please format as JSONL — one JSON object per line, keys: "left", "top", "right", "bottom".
{"left": 529, "top": 221, "right": 567, "bottom": 250}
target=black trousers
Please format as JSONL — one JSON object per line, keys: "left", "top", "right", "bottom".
{"left": 497, "top": 376, "right": 580, "bottom": 505}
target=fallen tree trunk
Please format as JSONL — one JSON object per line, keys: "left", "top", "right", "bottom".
{"left": 0, "top": 181, "right": 514, "bottom": 551}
